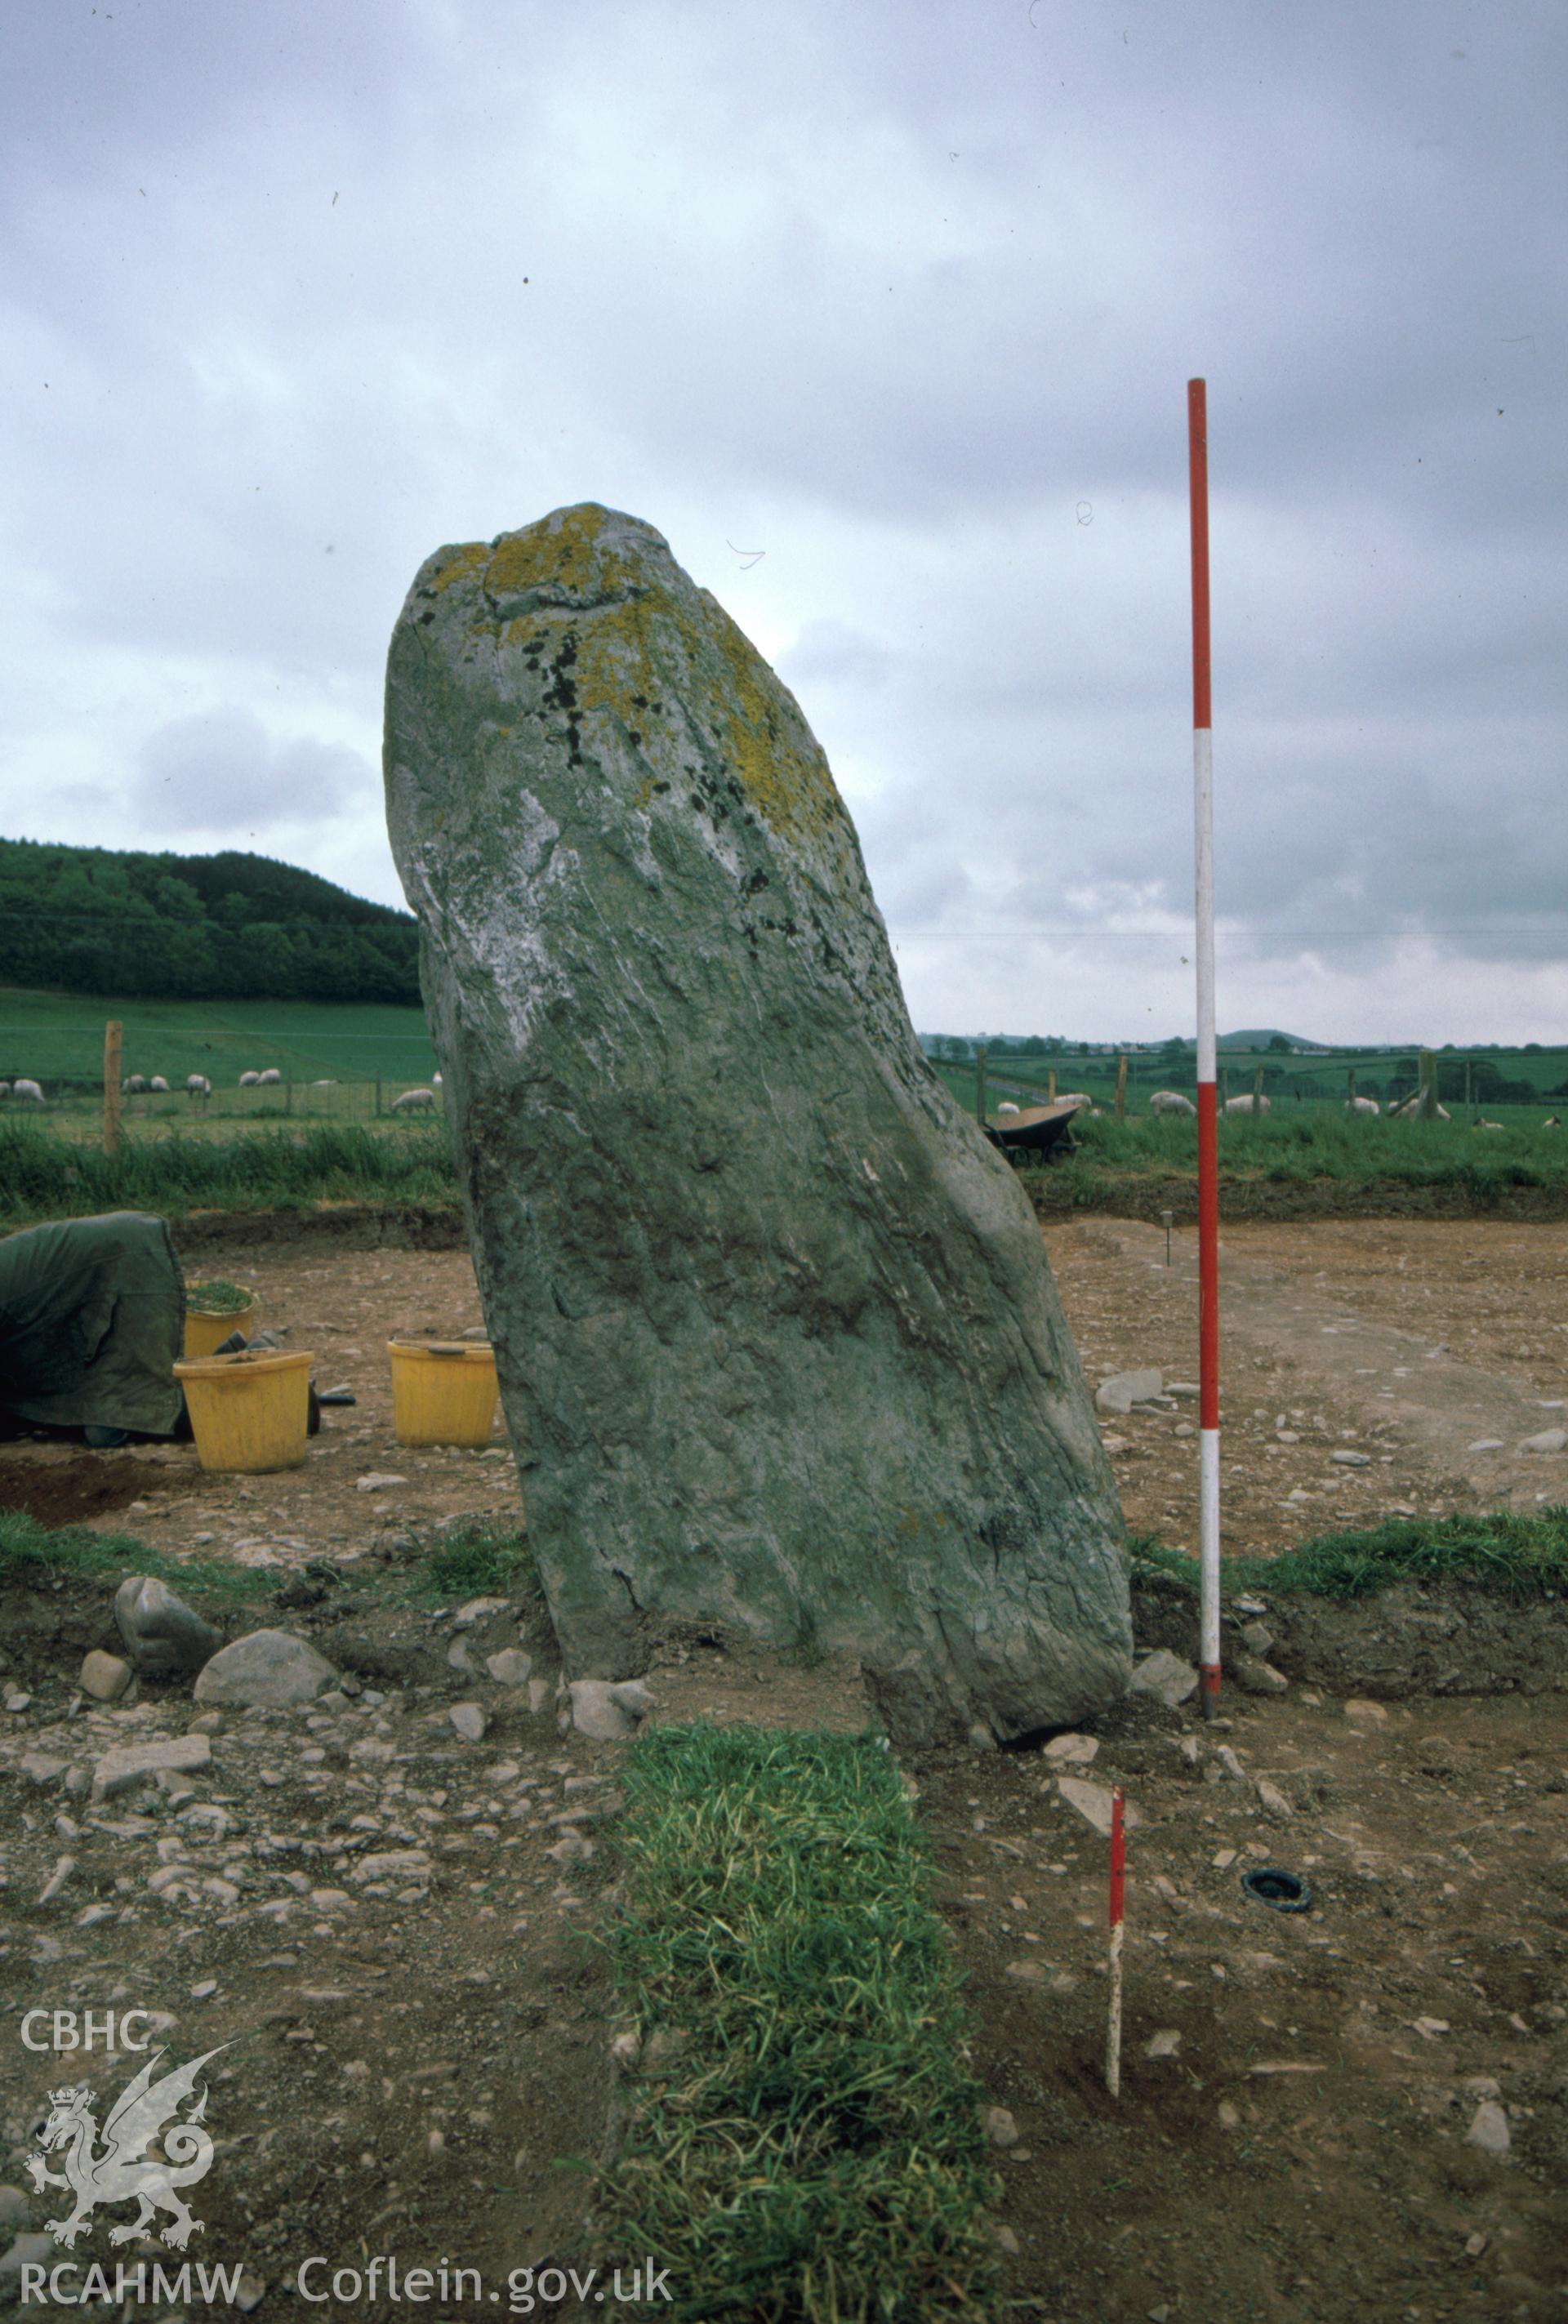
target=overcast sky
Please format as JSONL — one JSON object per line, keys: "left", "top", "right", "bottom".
{"left": 3, "top": 0, "right": 1563, "bottom": 1043}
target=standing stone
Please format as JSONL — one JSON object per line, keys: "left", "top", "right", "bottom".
{"left": 384, "top": 502, "right": 1131, "bottom": 1742}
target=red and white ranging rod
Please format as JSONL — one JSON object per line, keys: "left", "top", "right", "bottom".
{"left": 1105, "top": 1787, "right": 1126, "bottom": 2096}
{"left": 1188, "top": 378, "right": 1221, "bottom": 1717}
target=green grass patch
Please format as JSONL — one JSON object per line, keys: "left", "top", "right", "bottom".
{"left": 0, "top": 1117, "right": 457, "bottom": 1227}
{"left": 1131, "top": 1507, "right": 1568, "bottom": 1603}
{"left": 404, "top": 1519, "right": 540, "bottom": 1608}
{"left": 0, "top": 1507, "right": 538, "bottom": 1620}
{"left": 0, "top": 1507, "right": 275, "bottom": 1607}
{"left": 595, "top": 1722, "right": 1000, "bottom": 2322}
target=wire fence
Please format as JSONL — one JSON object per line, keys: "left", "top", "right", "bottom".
{"left": 2, "top": 1073, "right": 446, "bottom": 1138}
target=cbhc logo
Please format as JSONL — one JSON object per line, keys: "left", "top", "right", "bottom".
{"left": 20, "top": 2012, "right": 156, "bottom": 2052}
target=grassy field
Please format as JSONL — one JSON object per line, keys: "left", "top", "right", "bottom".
{"left": 0, "top": 988, "right": 437, "bottom": 1094}
{"left": 6, "top": 1084, "right": 1568, "bottom": 1232}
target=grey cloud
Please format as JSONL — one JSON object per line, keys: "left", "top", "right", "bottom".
{"left": 0, "top": 0, "right": 1562, "bottom": 1040}
{"left": 135, "top": 708, "right": 373, "bottom": 831}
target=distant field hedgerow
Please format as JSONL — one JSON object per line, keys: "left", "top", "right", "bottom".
{"left": 0, "top": 1118, "right": 457, "bottom": 1227}
{"left": 1024, "top": 1109, "right": 1568, "bottom": 1215}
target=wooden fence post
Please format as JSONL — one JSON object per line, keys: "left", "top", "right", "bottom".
{"left": 1048, "top": 1068, "right": 1057, "bottom": 1103}
{"left": 1464, "top": 1059, "right": 1473, "bottom": 1120}
{"left": 103, "top": 1022, "right": 122, "bottom": 1158}
{"left": 1115, "top": 1055, "right": 1128, "bottom": 1120}
{"left": 974, "top": 1043, "right": 988, "bottom": 1128}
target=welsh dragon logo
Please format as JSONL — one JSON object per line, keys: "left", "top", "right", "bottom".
{"left": 26, "top": 2046, "right": 225, "bottom": 2251}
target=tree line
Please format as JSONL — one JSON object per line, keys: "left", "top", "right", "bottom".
{"left": 0, "top": 839, "right": 420, "bottom": 1004}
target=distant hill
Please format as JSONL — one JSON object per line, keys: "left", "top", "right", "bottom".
{"left": 1215, "top": 1028, "right": 1321, "bottom": 1051}
{"left": 0, "top": 839, "right": 418, "bottom": 1004}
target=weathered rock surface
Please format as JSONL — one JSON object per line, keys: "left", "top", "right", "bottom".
{"left": 115, "top": 1574, "right": 221, "bottom": 1676}
{"left": 384, "top": 501, "right": 1131, "bottom": 1742}
{"left": 193, "top": 1630, "right": 341, "bottom": 1709}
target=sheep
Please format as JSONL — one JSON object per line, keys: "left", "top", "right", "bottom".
{"left": 1223, "top": 1093, "right": 1272, "bottom": 1115}
{"left": 1388, "top": 1093, "right": 1450, "bottom": 1121}
{"left": 238, "top": 1071, "right": 261, "bottom": 1088}
{"left": 11, "top": 1078, "right": 44, "bottom": 1103}
{"left": 186, "top": 1075, "right": 212, "bottom": 1097}
{"left": 1543, "top": 1115, "right": 1561, "bottom": 1129}
{"left": 122, "top": 1075, "right": 147, "bottom": 1094}
{"left": 1476, "top": 1118, "right": 1504, "bottom": 1132}
{"left": 392, "top": 1087, "right": 437, "bottom": 1112}
{"left": 310, "top": 1078, "right": 337, "bottom": 1086}
{"left": 1344, "top": 1096, "right": 1380, "bottom": 1116}
{"left": 257, "top": 1068, "right": 283, "bottom": 1085}
{"left": 1149, "top": 1090, "right": 1196, "bottom": 1116}
{"left": 433, "top": 1071, "right": 443, "bottom": 1086}
{"left": 149, "top": 1075, "right": 169, "bottom": 1093}
{"left": 996, "top": 1101, "right": 1021, "bottom": 1118}
{"left": 1054, "top": 1092, "right": 1092, "bottom": 1108}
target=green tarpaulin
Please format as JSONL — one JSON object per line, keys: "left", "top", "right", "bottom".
{"left": 0, "top": 1211, "right": 185, "bottom": 1437}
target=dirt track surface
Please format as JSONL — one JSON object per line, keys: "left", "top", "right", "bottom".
{"left": 1047, "top": 1216, "right": 1568, "bottom": 1556}
{"left": 0, "top": 1215, "right": 1565, "bottom": 2319}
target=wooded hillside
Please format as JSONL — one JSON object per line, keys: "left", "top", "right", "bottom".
{"left": 0, "top": 839, "right": 419, "bottom": 1003}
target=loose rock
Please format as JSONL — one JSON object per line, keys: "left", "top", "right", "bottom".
{"left": 1057, "top": 1777, "right": 1142, "bottom": 1837}
{"left": 1465, "top": 2100, "right": 1511, "bottom": 2156}
{"left": 91, "top": 1734, "right": 212, "bottom": 1802}
{"left": 114, "top": 1574, "right": 221, "bottom": 1676}
{"left": 449, "top": 1703, "right": 488, "bottom": 1742}
{"left": 194, "top": 1631, "right": 341, "bottom": 1710}
{"left": 78, "top": 1649, "right": 132, "bottom": 1702}
{"left": 1129, "top": 1648, "right": 1198, "bottom": 1708}
{"left": 485, "top": 1649, "right": 534, "bottom": 1687}
{"left": 568, "top": 1678, "right": 652, "bottom": 1742}
{"left": 1096, "top": 1368, "right": 1164, "bottom": 1415}
{"left": 1234, "top": 1655, "right": 1290, "bottom": 1697}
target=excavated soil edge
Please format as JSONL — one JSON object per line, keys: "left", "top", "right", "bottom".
{"left": 1134, "top": 1569, "right": 1568, "bottom": 1698}
{"left": 171, "top": 1201, "right": 468, "bottom": 1254}
{"left": 1027, "top": 1173, "right": 1568, "bottom": 1224}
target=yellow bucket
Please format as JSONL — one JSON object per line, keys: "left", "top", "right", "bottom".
{"left": 388, "top": 1339, "right": 500, "bottom": 1448}
{"left": 174, "top": 1347, "right": 314, "bottom": 1473}
{"left": 183, "top": 1288, "right": 257, "bottom": 1360}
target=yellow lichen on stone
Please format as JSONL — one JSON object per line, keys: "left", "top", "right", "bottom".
{"left": 570, "top": 594, "right": 659, "bottom": 729}
{"left": 426, "top": 542, "right": 489, "bottom": 595}
{"left": 484, "top": 504, "right": 639, "bottom": 603}
{"left": 706, "top": 604, "right": 848, "bottom": 852}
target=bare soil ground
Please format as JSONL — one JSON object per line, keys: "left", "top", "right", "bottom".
{"left": 0, "top": 1217, "right": 1565, "bottom": 2321}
